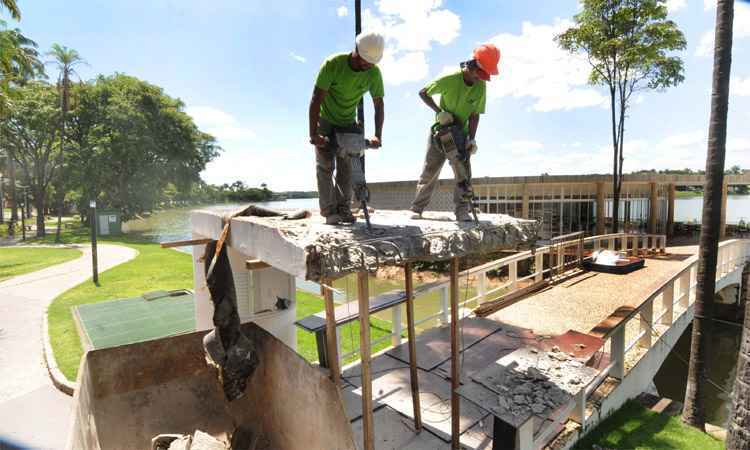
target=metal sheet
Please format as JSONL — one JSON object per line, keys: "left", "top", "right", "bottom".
{"left": 386, "top": 318, "right": 504, "bottom": 371}
{"left": 354, "top": 368, "right": 488, "bottom": 442}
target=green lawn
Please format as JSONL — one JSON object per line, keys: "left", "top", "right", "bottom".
{"left": 295, "top": 290, "right": 399, "bottom": 366}
{"left": 574, "top": 401, "right": 724, "bottom": 450}
{"left": 48, "top": 235, "right": 194, "bottom": 380}
{"left": 0, "top": 247, "right": 82, "bottom": 281}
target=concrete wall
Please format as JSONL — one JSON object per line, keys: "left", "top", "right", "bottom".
{"left": 66, "top": 323, "right": 355, "bottom": 450}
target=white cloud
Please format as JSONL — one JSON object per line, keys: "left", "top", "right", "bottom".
{"left": 666, "top": 0, "right": 687, "bottom": 13}
{"left": 486, "top": 19, "right": 607, "bottom": 112}
{"left": 732, "top": 76, "right": 750, "bottom": 96}
{"left": 186, "top": 106, "right": 255, "bottom": 142}
{"left": 337, "top": 5, "right": 348, "bottom": 17}
{"left": 696, "top": 1, "right": 750, "bottom": 56}
{"left": 499, "top": 140, "right": 544, "bottom": 154}
{"left": 363, "top": 0, "right": 461, "bottom": 85}
{"left": 289, "top": 51, "right": 306, "bottom": 63}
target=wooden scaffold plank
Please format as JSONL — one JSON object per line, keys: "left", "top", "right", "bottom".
{"left": 358, "top": 272, "right": 375, "bottom": 450}
{"left": 404, "top": 263, "right": 422, "bottom": 432}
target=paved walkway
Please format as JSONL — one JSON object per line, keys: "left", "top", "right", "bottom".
{"left": 0, "top": 244, "right": 137, "bottom": 449}
{"left": 489, "top": 245, "right": 698, "bottom": 335}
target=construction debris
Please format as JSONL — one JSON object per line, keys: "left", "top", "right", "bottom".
{"left": 151, "top": 429, "right": 261, "bottom": 450}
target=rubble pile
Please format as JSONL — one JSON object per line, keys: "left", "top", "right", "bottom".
{"left": 475, "top": 346, "right": 597, "bottom": 419}
{"left": 151, "top": 428, "right": 264, "bottom": 450}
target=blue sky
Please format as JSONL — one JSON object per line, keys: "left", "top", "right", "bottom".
{"left": 10, "top": 0, "right": 750, "bottom": 191}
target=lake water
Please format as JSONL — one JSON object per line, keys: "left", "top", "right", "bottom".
{"left": 676, "top": 195, "right": 750, "bottom": 224}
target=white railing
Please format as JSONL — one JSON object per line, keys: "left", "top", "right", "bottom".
{"left": 571, "top": 238, "right": 750, "bottom": 433}
{"left": 337, "top": 232, "right": 667, "bottom": 364}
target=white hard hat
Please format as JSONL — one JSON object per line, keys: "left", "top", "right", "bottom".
{"left": 355, "top": 31, "right": 385, "bottom": 65}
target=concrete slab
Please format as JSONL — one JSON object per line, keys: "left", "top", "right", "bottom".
{"left": 342, "top": 354, "right": 408, "bottom": 388}
{"left": 0, "top": 384, "right": 72, "bottom": 450}
{"left": 341, "top": 385, "right": 386, "bottom": 422}
{"left": 192, "top": 209, "right": 539, "bottom": 282}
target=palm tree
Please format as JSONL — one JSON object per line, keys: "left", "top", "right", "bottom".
{"left": 0, "top": 24, "right": 42, "bottom": 232}
{"left": 682, "top": 0, "right": 735, "bottom": 432}
{"left": 46, "top": 44, "right": 85, "bottom": 242}
{"left": 0, "top": 0, "right": 19, "bottom": 20}
{"left": 728, "top": 268, "right": 750, "bottom": 448}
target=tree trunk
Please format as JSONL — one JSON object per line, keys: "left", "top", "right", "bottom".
{"left": 727, "top": 263, "right": 750, "bottom": 449}
{"left": 682, "top": 0, "right": 734, "bottom": 431}
{"left": 34, "top": 188, "right": 45, "bottom": 238}
{"left": 8, "top": 152, "right": 17, "bottom": 226}
{"left": 602, "top": 86, "right": 620, "bottom": 233}
{"left": 55, "top": 77, "right": 69, "bottom": 243}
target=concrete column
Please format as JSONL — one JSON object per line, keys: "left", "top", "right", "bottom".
{"left": 667, "top": 183, "right": 675, "bottom": 238}
{"left": 720, "top": 181, "right": 728, "bottom": 239}
{"left": 596, "top": 182, "right": 606, "bottom": 235}
{"left": 521, "top": 183, "right": 529, "bottom": 219}
{"left": 648, "top": 182, "right": 658, "bottom": 235}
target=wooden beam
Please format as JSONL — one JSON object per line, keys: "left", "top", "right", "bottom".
{"left": 473, "top": 280, "right": 550, "bottom": 317}
{"left": 245, "top": 259, "right": 271, "bottom": 270}
{"left": 404, "top": 263, "right": 422, "bottom": 432}
{"left": 450, "top": 257, "right": 460, "bottom": 450}
{"left": 322, "top": 279, "right": 341, "bottom": 387}
{"left": 358, "top": 272, "right": 375, "bottom": 450}
{"left": 160, "top": 237, "right": 213, "bottom": 248}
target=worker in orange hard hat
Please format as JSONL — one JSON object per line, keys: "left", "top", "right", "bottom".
{"left": 410, "top": 43, "right": 500, "bottom": 222}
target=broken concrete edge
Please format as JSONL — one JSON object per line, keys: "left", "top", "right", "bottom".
{"left": 42, "top": 309, "right": 76, "bottom": 396}
{"left": 305, "top": 219, "right": 542, "bottom": 282}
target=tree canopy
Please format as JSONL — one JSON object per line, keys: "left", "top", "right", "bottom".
{"left": 557, "top": 0, "right": 686, "bottom": 233}
{"left": 65, "top": 74, "right": 221, "bottom": 219}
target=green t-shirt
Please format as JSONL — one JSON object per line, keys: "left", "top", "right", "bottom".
{"left": 315, "top": 53, "right": 385, "bottom": 127}
{"left": 425, "top": 70, "right": 486, "bottom": 133}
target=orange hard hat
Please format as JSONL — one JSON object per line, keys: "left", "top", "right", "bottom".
{"left": 473, "top": 43, "right": 500, "bottom": 78}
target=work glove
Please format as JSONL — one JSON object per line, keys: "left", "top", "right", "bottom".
{"left": 467, "top": 139, "right": 478, "bottom": 155}
{"left": 437, "top": 110, "right": 453, "bottom": 126}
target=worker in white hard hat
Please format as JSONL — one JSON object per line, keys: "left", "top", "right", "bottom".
{"left": 309, "top": 31, "right": 385, "bottom": 225}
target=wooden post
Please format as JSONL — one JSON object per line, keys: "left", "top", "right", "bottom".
{"left": 322, "top": 279, "right": 340, "bottom": 387}
{"left": 596, "top": 181, "right": 606, "bottom": 235}
{"left": 450, "top": 258, "right": 461, "bottom": 450}
{"left": 404, "top": 263, "right": 422, "bottom": 432}
{"left": 720, "top": 180, "right": 728, "bottom": 239}
{"left": 648, "top": 182, "right": 658, "bottom": 235}
{"left": 357, "top": 272, "right": 374, "bottom": 450}
{"left": 667, "top": 183, "right": 675, "bottom": 238}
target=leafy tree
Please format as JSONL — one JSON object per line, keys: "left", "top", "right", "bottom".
{"left": 0, "top": 24, "right": 43, "bottom": 231}
{"left": 557, "top": 0, "right": 686, "bottom": 233}
{"left": 0, "top": 0, "right": 19, "bottom": 20}
{"left": 1, "top": 81, "right": 60, "bottom": 237}
{"left": 67, "top": 74, "right": 220, "bottom": 220}
{"left": 682, "top": 0, "right": 733, "bottom": 433}
{"left": 46, "top": 43, "right": 85, "bottom": 241}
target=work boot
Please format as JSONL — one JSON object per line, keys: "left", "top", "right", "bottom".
{"left": 325, "top": 214, "right": 341, "bottom": 225}
{"left": 455, "top": 210, "right": 473, "bottom": 222}
{"left": 410, "top": 209, "right": 422, "bottom": 220}
{"left": 339, "top": 209, "right": 357, "bottom": 224}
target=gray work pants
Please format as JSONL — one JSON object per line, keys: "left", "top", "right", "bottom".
{"left": 411, "top": 129, "right": 473, "bottom": 215}
{"left": 315, "top": 119, "right": 359, "bottom": 217}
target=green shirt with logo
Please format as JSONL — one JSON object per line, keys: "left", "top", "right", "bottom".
{"left": 315, "top": 53, "right": 385, "bottom": 127}
{"left": 425, "top": 70, "right": 486, "bottom": 133}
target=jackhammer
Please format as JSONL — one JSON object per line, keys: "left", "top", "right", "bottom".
{"left": 335, "top": 131, "right": 376, "bottom": 232}
{"left": 432, "top": 123, "right": 480, "bottom": 224}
